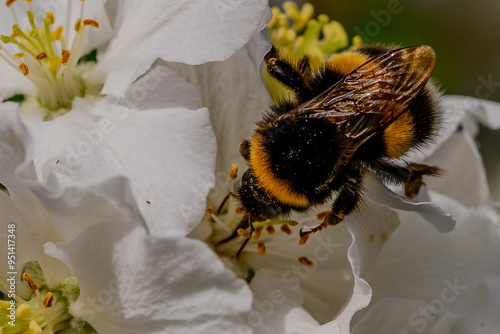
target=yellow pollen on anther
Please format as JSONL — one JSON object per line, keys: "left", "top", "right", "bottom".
{"left": 237, "top": 228, "right": 251, "bottom": 239}
{"left": 53, "top": 26, "right": 64, "bottom": 40}
{"left": 23, "top": 272, "right": 39, "bottom": 290}
{"left": 253, "top": 226, "right": 263, "bottom": 240}
{"left": 228, "top": 164, "right": 238, "bottom": 180}
{"left": 35, "top": 52, "right": 48, "bottom": 60}
{"left": 46, "top": 12, "right": 55, "bottom": 25}
{"left": 74, "top": 18, "right": 82, "bottom": 32}
{"left": 16, "top": 303, "right": 32, "bottom": 318}
{"left": 0, "top": 300, "right": 12, "bottom": 308}
{"left": 43, "top": 292, "right": 54, "bottom": 308}
{"left": 266, "top": 225, "right": 275, "bottom": 235}
{"left": 12, "top": 52, "right": 25, "bottom": 58}
{"left": 83, "top": 19, "right": 100, "bottom": 28}
{"left": 280, "top": 224, "right": 292, "bottom": 235}
{"left": 298, "top": 256, "right": 314, "bottom": 267}
{"left": 6, "top": 0, "right": 17, "bottom": 7}
{"left": 29, "top": 320, "right": 43, "bottom": 334}
{"left": 257, "top": 242, "right": 266, "bottom": 256}
{"left": 61, "top": 49, "right": 71, "bottom": 65}
{"left": 205, "top": 206, "right": 214, "bottom": 215}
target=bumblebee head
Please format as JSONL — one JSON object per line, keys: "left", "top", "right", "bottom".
{"left": 237, "top": 169, "right": 282, "bottom": 220}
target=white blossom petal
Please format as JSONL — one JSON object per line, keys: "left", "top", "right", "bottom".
{"left": 247, "top": 268, "right": 319, "bottom": 333}
{"left": 352, "top": 192, "right": 500, "bottom": 333}
{"left": 365, "top": 174, "right": 456, "bottom": 233}
{"left": 26, "top": 66, "right": 216, "bottom": 237}
{"left": 352, "top": 298, "right": 459, "bottom": 334}
{"left": 47, "top": 221, "right": 254, "bottom": 334}
{"left": 94, "top": 0, "right": 271, "bottom": 97}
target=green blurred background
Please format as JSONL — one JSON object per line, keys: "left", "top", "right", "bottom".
{"left": 272, "top": 0, "right": 500, "bottom": 200}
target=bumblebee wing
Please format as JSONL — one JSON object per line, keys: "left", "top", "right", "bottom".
{"left": 287, "top": 45, "right": 436, "bottom": 140}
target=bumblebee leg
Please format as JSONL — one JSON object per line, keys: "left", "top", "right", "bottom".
{"left": 265, "top": 45, "right": 314, "bottom": 100}
{"left": 300, "top": 171, "right": 364, "bottom": 238}
{"left": 378, "top": 163, "right": 442, "bottom": 198}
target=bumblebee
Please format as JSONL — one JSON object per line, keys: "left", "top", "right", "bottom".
{"left": 237, "top": 44, "right": 441, "bottom": 237}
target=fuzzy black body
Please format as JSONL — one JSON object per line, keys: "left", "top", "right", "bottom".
{"left": 238, "top": 45, "right": 441, "bottom": 234}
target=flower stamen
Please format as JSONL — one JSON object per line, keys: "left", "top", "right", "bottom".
{"left": 0, "top": 1, "right": 101, "bottom": 115}
{"left": 298, "top": 256, "right": 314, "bottom": 267}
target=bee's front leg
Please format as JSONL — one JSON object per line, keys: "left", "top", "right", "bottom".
{"left": 300, "top": 169, "right": 364, "bottom": 238}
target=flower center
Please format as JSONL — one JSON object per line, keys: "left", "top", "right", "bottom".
{"left": 204, "top": 164, "right": 316, "bottom": 282}
{"left": 0, "top": 0, "right": 100, "bottom": 119}
{"left": 0, "top": 262, "right": 92, "bottom": 334}
{"left": 264, "top": 2, "right": 361, "bottom": 101}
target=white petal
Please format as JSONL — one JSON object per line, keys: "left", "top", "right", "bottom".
{"left": 248, "top": 268, "right": 320, "bottom": 333}
{"left": 94, "top": 0, "right": 271, "bottom": 97}
{"left": 48, "top": 222, "right": 253, "bottom": 334}
{"left": 424, "top": 130, "right": 490, "bottom": 207}
{"left": 365, "top": 174, "right": 456, "bottom": 233}
{"left": 447, "top": 95, "right": 500, "bottom": 130}
{"left": 27, "top": 66, "right": 216, "bottom": 237}
{"left": 357, "top": 192, "right": 500, "bottom": 332}
{"left": 166, "top": 39, "right": 271, "bottom": 205}
{"left": 352, "top": 298, "right": 459, "bottom": 334}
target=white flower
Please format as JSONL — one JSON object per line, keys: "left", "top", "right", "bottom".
{"left": 170, "top": 28, "right": 500, "bottom": 333}
{"left": 0, "top": 108, "right": 254, "bottom": 334}
{"left": 0, "top": 0, "right": 270, "bottom": 236}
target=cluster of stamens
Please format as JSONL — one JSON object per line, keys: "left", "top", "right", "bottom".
{"left": 0, "top": 0, "right": 100, "bottom": 117}
{"left": 266, "top": 1, "right": 359, "bottom": 68}
{"left": 207, "top": 163, "right": 318, "bottom": 268}
{"left": 0, "top": 272, "right": 71, "bottom": 334}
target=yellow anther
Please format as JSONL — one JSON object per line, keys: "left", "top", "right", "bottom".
{"left": 282, "top": 2, "right": 314, "bottom": 32}
{"left": 277, "top": 12, "right": 290, "bottom": 28}
{"left": 253, "top": 225, "right": 263, "bottom": 240}
{"left": 22, "top": 272, "right": 38, "bottom": 290}
{"left": 53, "top": 26, "right": 63, "bottom": 41}
{"left": 35, "top": 52, "right": 48, "bottom": 60}
{"left": 6, "top": 0, "right": 17, "bottom": 7}
{"left": 257, "top": 242, "right": 266, "bottom": 256}
{"left": 83, "top": 19, "right": 100, "bottom": 28}
{"left": 61, "top": 49, "right": 70, "bottom": 65}
{"left": 43, "top": 292, "right": 54, "bottom": 308}
{"left": 282, "top": 2, "right": 301, "bottom": 21}
{"left": 205, "top": 206, "right": 214, "bottom": 215}
{"left": 323, "top": 21, "right": 347, "bottom": 40}
{"left": 74, "top": 18, "right": 82, "bottom": 33}
{"left": 46, "top": 12, "right": 55, "bottom": 25}
{"left": 29, "top": 320, "right": 43, "bottom": 334}
{"left": 280, "top": 224, "right": 292, "bottom": 235}
{"left": 13, "top": 52, "right": 25, "bottom": 58}
{"left": 298, "top": 256, "right": 314, "bottom": 267}
{"left": 352, "top": 35, "right": 363, "bottom": 48}
{"left": 228, "top": 164, "right": 238, "bottom": 180}
{"left": 22, "top": 0, "right": 33, "bottom": 3}
{"left": 267, "top": 7, "right": 282, "bottom": 29}
{"left": 0, "top": 300, "right": 12, "bottom": 308}
{"left": 16, "top": 303, "right": 32, "bottom": 318}
{"left": 237, "top": 228, "right": 251, "bottom": 239}
{"left": 266, "top": 225, "right": 275, "bottom": 235}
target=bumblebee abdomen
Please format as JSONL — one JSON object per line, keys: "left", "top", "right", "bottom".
{"left": 382, "top": 82, "right": 439, "bottom": 159}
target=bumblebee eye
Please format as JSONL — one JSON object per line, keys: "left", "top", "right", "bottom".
{"left": 264, "top": 204, "right": 281, "bottom": 219}
{"left": 241, "top": 169, "right": 252, "bottom": 187}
